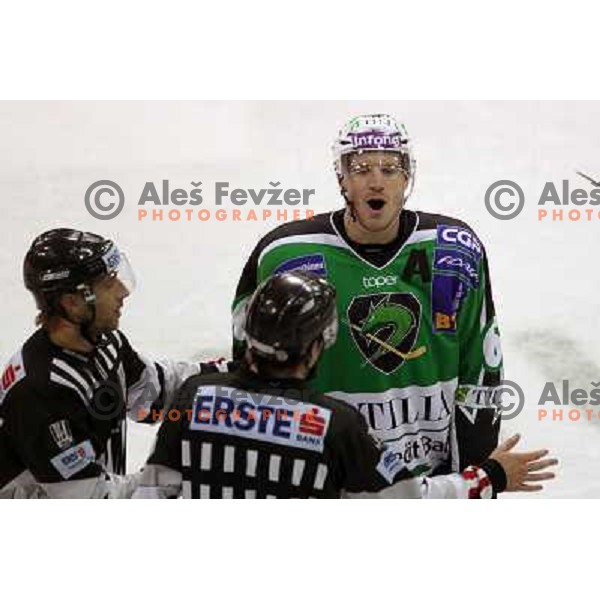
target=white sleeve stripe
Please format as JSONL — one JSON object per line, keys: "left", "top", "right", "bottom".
{"left": 269, "top": 454, "right": 281, "bottom": 482}
{"left": 200, "top": 442, "right": 212, "bottom": 471}
{"left": 314, "top": 464, "right": 328, "bottom": 490}
{"left": 223, "top": 445, "right": 235, "bottom": 473}
{"left": 104, "top": 342, "right": 117, "bottom": 360}
{"left": 292, "top": 459, "right": 305, "bottom": 486}
{"left": 49, "top": 372, "right": 89, "bottom": 405}
{"left": 246, "top": 450, "right": 258, "bottom": 477}
{"left": 96, "top": 348, "right": 114, "bottom": 372}
{"left": 114, "top": 331, "right": 123, "bottom": 349}
{"left": 182, "top": 440, "right": 191, "bottom": 467}
{"left": 52, "top": 359, "right": 95, "bottom": 397}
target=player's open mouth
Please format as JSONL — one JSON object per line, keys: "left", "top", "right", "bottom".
{"left": 366, "top": 199, "right": 385, "bottom": 211}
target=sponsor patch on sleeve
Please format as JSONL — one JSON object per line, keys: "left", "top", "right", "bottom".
{"left": 431, "top": 276, "right": 465, "bottom": 333}
{"left": 436, "top": 225, "right": 483, "bottom": 258}
{"left": 189, "top": 386, "right": 332, "bottom": 453}
{"left": 50, "top": 440, "right": 96, "bottom": 480}
{"left": 433, "top": 247, "right": 480, "bottom": 288}
{"left": 432, "top": 225, "right": 483, "bottom": 333}
{"left": 0, "top": 351, "right": 26, "bottom": 405}
{"left": 376, "top": 448, "right": 404, "bottom": 484}
{"left": 273, "top": 254, "right": 327, "bottom": 277}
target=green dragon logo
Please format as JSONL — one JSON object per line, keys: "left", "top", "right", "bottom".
{"left": 347, "top": 292, "right": 426, "bottom": 374}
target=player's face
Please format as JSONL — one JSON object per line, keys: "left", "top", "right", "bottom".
{"left": 91, "top": 273, "right": 130, "bottom": 332}
{"left": 340, "top": 150, "right": 408, "bottom": 238}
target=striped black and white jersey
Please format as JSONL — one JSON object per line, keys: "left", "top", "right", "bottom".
{"left": 0, "top": 327, "right": 227, "bottom": 498}
{"left": 136, "top": 368, "right": 392, "bottom": 499}
{"left": 134, "top": 368, "right": 507, "bottom": 499}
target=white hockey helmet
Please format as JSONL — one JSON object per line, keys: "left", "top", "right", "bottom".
{"left": 332, "top": 113, "right": 416, "bottom": 199}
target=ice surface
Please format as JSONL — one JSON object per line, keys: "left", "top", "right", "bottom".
{"left": 1, "top": 101, "right": 598, "bottom": 497}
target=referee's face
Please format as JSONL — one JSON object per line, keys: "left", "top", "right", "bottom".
{"left": 91, "top": 273, "right": 130, "bottom": 332}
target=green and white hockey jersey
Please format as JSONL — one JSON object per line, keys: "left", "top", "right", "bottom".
{"left": 232, "top": 209, "right": 503, "bottom": 479}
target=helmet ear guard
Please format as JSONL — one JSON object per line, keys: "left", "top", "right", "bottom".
{"left": 76, "top": 283, "right": 96, "bottom": 306}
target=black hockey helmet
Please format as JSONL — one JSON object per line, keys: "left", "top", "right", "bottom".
{"left": 23, "top": 228, "right": 134, "bottom": 317}
{"left": 244, "top": 271, "right": 338, "bottom": 363}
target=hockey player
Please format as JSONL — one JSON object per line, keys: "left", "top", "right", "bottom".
{"left": 0, "top": 228, "right": 230, "bottom": 498}
{"left": 136, "top": 272, "right": 556, "bottom": 499}
{"left": 231, "top": 114, "right": 507, "bottom": 491}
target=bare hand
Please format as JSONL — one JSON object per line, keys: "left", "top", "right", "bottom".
{"left": 489, "top": 433, "right": 558, "bottom": 492}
